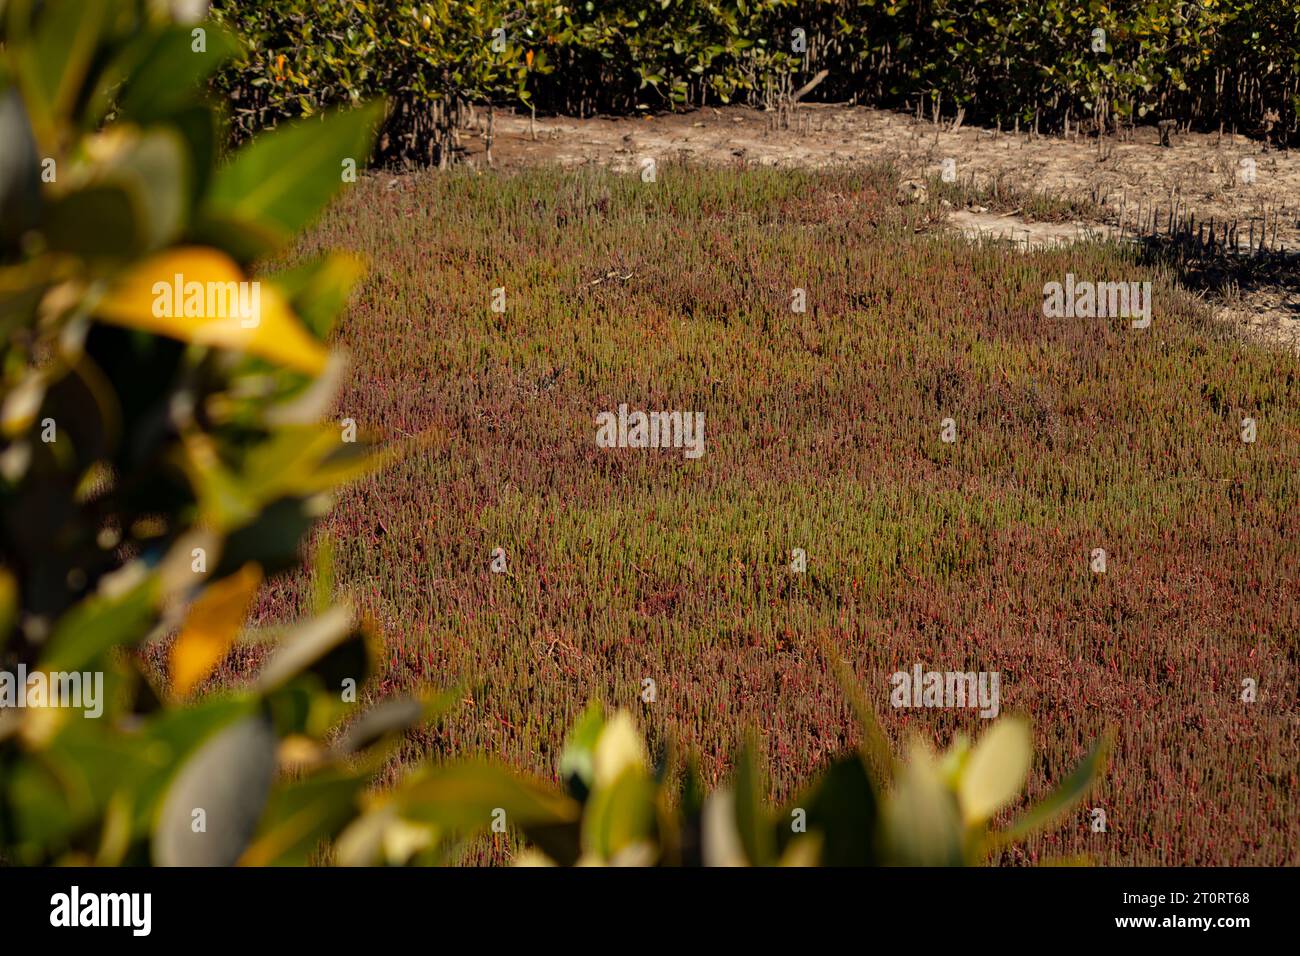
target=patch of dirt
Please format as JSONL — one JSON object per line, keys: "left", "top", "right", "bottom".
{"left": 1215, "top": 286, "right": 1300, "bottom": 352}
{"left": 457, "top": 104, "right": 1299, "bottom": 351}
{"left": 946, "top": 209, "right": 1106, "bottom": 247}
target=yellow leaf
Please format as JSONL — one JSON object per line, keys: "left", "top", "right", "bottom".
{"left": 381, "top": 818, "right": 436, "bottom": 865}
{"left": 0, "top": 568, "right": 16, "bottom": 643}
{"left": 958, "top": 717, "right": 1033, "bottom": 825}
{"left": 778, "top": 834, "right": 822, "bottom": 867}
{"left": 513, "top": 849, "right": 556, "bottom": 867}
{"left": 882, "top": 738, "right": 965, "bottom": 865}
{"left": 170, "top": 563, "right": 263, "bottom": 698}
{"left": 94, "top": 247, "right": 328, "bottom": 375}
{"left": 700, "top": 788, "right": 746, "bottom": 866}
{"left": 0, "top": 372, "right": 46, "bottom": 437}
{"left": 277, "top": 734, "right": 324, "bottom": 773}
{"left": 592, "top": 710, "right": 648, "bottom": 788}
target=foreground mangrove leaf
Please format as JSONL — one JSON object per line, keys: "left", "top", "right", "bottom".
{"left": 170, "top": 562, "right": 263, "bottom": 698}
{"left": 958, "top": 717, "right": 1033, "bottom": 826}
{"left": 997, "top": 734, "right": 1112, "bottom": 846}
{"left": 153, "top": 713, "right": 278, "bottom": 866}
{"left": 94, "top": 247, "right": 328, "bottom": 374}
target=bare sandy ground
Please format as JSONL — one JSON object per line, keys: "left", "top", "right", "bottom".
{"left": 455, "top": 103, "right": 1299, "bottom": 350}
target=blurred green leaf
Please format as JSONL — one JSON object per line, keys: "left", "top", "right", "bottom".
{"left": 0, "top": 568, "right": 16, "bottom": 651}
{"left": 732, "top": 738, "right": 773, "bottom": 865}
{"left": 40, "top": 568, "right": 158, "bottom": 673}
{"left": 787, "top": 754, "right": 879, "bottom": 866}
{"left": 582, "top": 767, "right": 657, "bottom": 860}
{"left": 200, "top": 101, "right": 385, "bottom": 259}
{"left": 998, "top": 733, "right": 1112, "bottom": 845}
{"left": 264, "top": 253, "right": 365, "bottom": 341}
{"left": 329, "top": 760, "right": 580, "bottom": 863}
{"left": 827, "top": 651, "right": 893, "bottom": 790}
{"left": 240, "top": 770, "right": 370, "bottom": 866}
{"left": 255, "top": 604, "right": 369, "bottom": 695}
{"left": 153, "top": 713, "right": 278, "bottom": 866}
{"left": 14, "top": 0, "right": 107, "bottom": 147}
{"left": 50, "top": 125, "right": 191, "bottom": 255}
{"left": 881, "top": 741, "right": 965, "bottom": 866}
{"left": 131, "top": 696, "right": 261, "bottom": 833}
{"left": 395, "top": 761, "right": 578, "bottom": 832}
{"left": 334, "top": 693, "right": 449, "bottom": 756}
{"left": 114, "top": 24, "right": 244, "bottom": 123}
{"left": 0, "top": 88, "right": 42, "bottom": 253}
{"left": 558, "top": 699, "right": 605, "bottom": 796}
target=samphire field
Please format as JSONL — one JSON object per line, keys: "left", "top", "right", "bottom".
{"left": 246, "top": 164, "right": 1298, "bottom": 866}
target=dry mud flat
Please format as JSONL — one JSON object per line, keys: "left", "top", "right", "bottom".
{"left": 459, "top": 103, "right": 1299, "bottom": 350}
